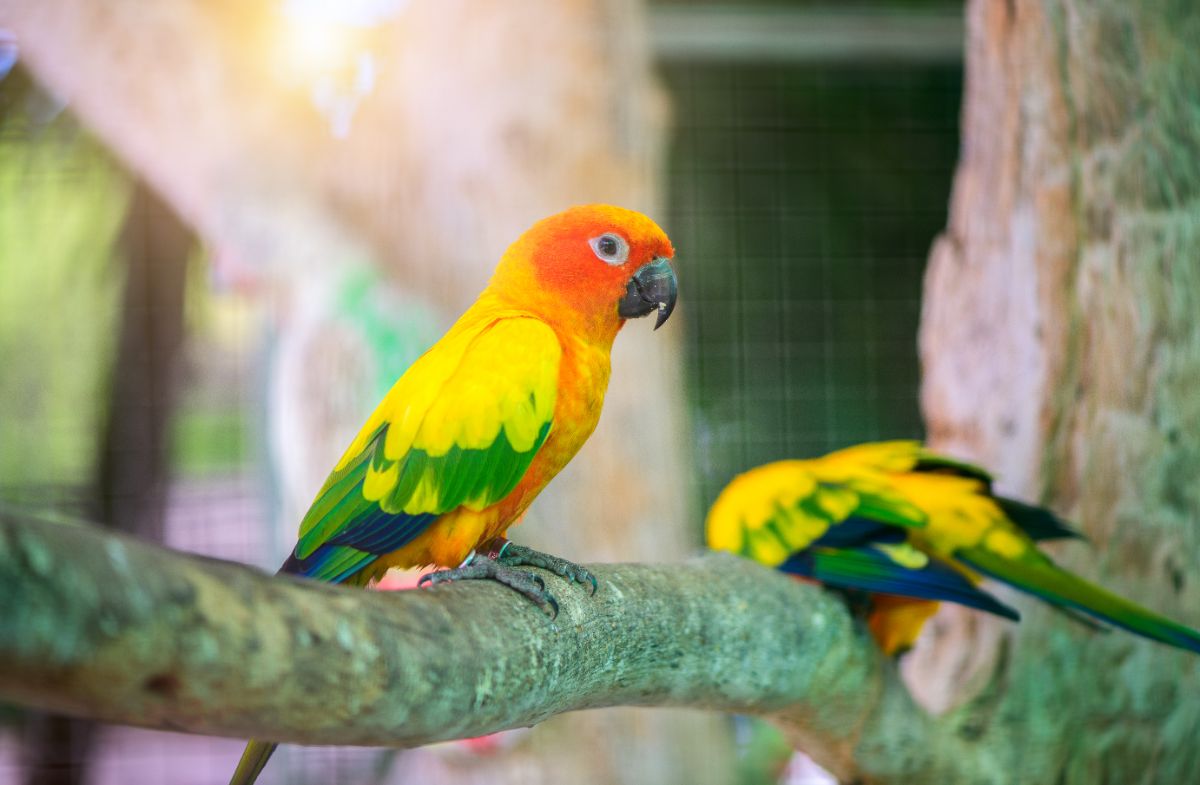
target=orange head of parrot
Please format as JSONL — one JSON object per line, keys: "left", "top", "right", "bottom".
{"left": 488, "top": 204, "right": 678, "bottom": 338}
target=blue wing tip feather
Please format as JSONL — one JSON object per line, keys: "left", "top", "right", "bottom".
{"left": 780, "top": 547, "right": 1020, "bottom": 621}
{"left": 279, "top": 545, "right": 375, "bottom": 584}
{"left": 287, "top": 505, "right": 438, "bottom": 584}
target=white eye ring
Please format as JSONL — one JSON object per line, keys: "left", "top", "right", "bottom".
{"left": 589, "top": 233, "right": 629, "bottom": 266}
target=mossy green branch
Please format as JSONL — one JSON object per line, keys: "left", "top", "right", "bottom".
{"left": 0, "top": 512, "right": 990, "bottom": 783}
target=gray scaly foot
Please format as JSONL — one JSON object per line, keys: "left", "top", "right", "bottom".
{"left": 418, "top": 550, "right": 559, "bottom": 616}
{"left": 489, "top": 539, "right": 599, "bottom": 596}
{"left": 417, "top": 538, "right": 598, "bottom": 618}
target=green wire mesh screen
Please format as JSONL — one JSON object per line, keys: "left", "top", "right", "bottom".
{"left": 663, "top": 63, "right": 961, "bottom": 525}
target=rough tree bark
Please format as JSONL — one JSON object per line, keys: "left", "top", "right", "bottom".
{"left": 916, "top": 0, "right": 1200, "bottom": 781}
{"left": 0, "top": 511, "right": 1004, "bottom": 784}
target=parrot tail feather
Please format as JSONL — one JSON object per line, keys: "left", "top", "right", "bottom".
{"left": 957, "top": 546, "right": 1200, "bottom": 655}
{"left": 229, "top": 740, "right": 278, "bottom": 785}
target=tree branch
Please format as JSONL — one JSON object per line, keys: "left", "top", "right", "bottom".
{"left": 0, "top": 512, "right": 993, "bottom": 783}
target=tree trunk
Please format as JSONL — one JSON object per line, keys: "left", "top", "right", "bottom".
{"left": 916, "top": 0, "right": 1200, "bottom": 780}
{"left": 2, "top": 1, "right": 727, "bottom": 782}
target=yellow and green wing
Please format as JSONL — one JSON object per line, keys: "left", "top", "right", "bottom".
{"left": 706, "top": 447, "right": 1019, "bottom": 620}
{"left": 281, "top": 316, "right": 561, "bottom": 583}
{"left": 705, "top": 458, "right": 928, "bottom": 566}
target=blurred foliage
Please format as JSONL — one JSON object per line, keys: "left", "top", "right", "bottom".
{"left": 732, "top": 718, "right": 793, "bottom": 785}
{"left": 664, "top": 63, "right": 961, "bottom": 520}
{"left": 169, "top": 254, "right": 256, "bottom": 477}
{"left": 0, "top": 70, "right": 129, "bottom": 496}
{"left": 171, "top": 406, "right": 250, "bottom": 477}
{"left": 334, "top": 267, "right": 444, "bottom": 402}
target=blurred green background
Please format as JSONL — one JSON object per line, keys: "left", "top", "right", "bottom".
{"left": 664, "top": 63, "right": 960, "bottom": 522}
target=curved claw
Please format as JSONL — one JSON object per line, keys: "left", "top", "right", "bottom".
{"left": 417, "top": 572, "right": 436, "bottom": 588}
{"left": 562, "top": 565, "right": 598, "bottom": 595}
{"left": 531, "top": 574, "right": 545, "bottom": 591}
{"left": 544, "top": 594, "right": 559, "bottom": 620}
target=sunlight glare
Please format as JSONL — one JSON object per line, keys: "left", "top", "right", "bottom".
{"left": 273, "top": 0, "right": 407, "bottom": 137}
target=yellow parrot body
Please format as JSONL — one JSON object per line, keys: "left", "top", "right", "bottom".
{"left": 231, "top": 205, "right": 677, "bottom": 785}
{"left": 277, "top": 206, "right": 675, "bottom": 587}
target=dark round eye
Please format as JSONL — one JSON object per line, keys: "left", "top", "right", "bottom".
{"left": 589, "top": 233, "right": 629, "bottom": 265}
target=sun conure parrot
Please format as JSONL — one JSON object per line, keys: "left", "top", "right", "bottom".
{"left": 706, "top": 440, "right": 1200, "bottom": 656}
{"left": 230, "top": 204, "right": 678, "bottom": 785}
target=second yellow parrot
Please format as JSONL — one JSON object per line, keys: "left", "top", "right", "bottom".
{"left": 707, "top": 441, "right": 1200, "bottom": 656}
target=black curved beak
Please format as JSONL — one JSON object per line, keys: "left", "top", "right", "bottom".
{"left": 617, "top": 257, "right": 678, "bottom": 330}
